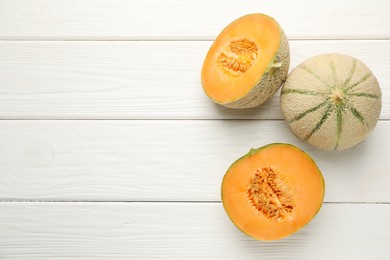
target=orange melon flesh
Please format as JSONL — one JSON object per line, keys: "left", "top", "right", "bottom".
{"left": 202, "top": 14, "right": 286, "bottom": 106}
{"left": 221, "top": 143, "right": 324, "bottom": 241}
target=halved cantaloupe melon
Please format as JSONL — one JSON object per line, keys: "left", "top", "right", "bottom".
{"left": 280, "top": 54, "right": 382, "bottom": 150}
{"left": 221, "top": 143, "right": 324, "bottom": 241}
{"left": 201, "top": 13, "right": 290, "bottom": 108}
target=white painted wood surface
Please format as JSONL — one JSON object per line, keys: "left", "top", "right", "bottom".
{"left": 0, "top": 40, "right": 388, "bottom": 119}
{"left": 0, "top": 120, "right": 389, "bottom": 202}
{"left": 0, "top": 203, "right": 389, "bottom": 259}
{"left": 0, "top": 0, "right": 389, "bottom": 40}
{"left": 0, "top": 0, "right": 389, "bottom": 258}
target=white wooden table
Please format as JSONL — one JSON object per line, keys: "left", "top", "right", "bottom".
{"left": 0, "top": 0, "right": 389, "bottom": 258}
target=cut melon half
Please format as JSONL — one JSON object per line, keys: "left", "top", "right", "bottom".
{"left": 221, "top": 143, "right": 324, "bottom": 241}
{"left": 201, "top": 13, "right": 290, "bottom": 108}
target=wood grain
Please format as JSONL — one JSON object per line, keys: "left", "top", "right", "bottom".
{"left": 0, "top": 202, "right": 389, "bottom": 259}
{"left": 0, "top": 2, "right": 389, "bottom": 258}
{"left": 0, "top": 0, "right": 389, "bottom": 40}
{"left": 0, "top": 120, "right": 388, "bottom": 202}
{"left": 0, "top": 40, "right": 388, "bottom": 119}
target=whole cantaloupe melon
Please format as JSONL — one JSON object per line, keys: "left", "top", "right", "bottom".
{"left": 280, "top": 54, "right": 382, "bottom": 150}
{"left": 202, "top": 13, "right": 290, "bottom": 108}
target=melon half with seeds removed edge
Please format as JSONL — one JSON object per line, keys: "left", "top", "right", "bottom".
{"left": 281, "top": 54, "right": 382, "bottom": 150}
{"left": 201, "top": 13, "right": 290, "bottom": 108}
{"left": 221, "top": 143, "right": 325, "bottom": 241}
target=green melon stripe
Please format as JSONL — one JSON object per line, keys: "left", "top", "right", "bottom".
{"left": 347, "top": 92, "right": 381, "bottom": 99}
{"left": 347, "top": 104, "right": 367, "bottom": 126}
{"left": 305, "top": 104, "right": 333, "bottom": 141}
{"left": 281, "top": 89, "right": 326, "bottom": 96}
{"left": 334, "top": 104, "right": 343, "bottom": 150}
{"left": 288, "top": 101, "right": 328, "bottom": 123}
{"left": 343, "top": 59, "right": 357, "bottom": 88}
{"left": 300, "top": 65, "right": 330, "bottom": 88}
{"left": 329, "top": 60, "right": 337, "bottom": 90}
{"left": 345, "top": 72, "right": 372, "bottom": 93}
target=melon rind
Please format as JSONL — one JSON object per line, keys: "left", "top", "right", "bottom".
{"left": 280, "top": 54, "right": 382, "bottom": 150}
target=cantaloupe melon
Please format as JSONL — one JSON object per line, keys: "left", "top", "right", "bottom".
{"left": 221, "top": 143, "right": 324, "bottom": 241}
{"left": 281, "top": 54, "right": 382, "bottom": 150}
{"left": 201, "top": 13, "right": 290, "bottom": 108}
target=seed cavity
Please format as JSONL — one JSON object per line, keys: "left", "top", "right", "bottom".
{"left": 247, "top": 167, "right": 294, "bottom": 221}
{"left": 217, "top": 38, "right": 258, "bottom": 77}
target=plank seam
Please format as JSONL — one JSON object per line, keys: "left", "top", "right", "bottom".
{"left": 0, "top": 201, "right": 388, "bottom": 204}
{"left": 0, "top": 119, "right": 388, "bottom": 121}
{"left": 0, "top": 38, "right": 390, "bottom": 42}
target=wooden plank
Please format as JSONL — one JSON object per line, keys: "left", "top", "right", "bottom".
{"left": 0, "top": 120, "right": 388, "bottom": 202}
{"left": 0, "top": 0, "right": 389, "bottom": 40}
{"left": 0, "top": 40, "right": 388, "bottom": 119}
{"left": 0, "top": 202, "right": 389, "bottom": 259}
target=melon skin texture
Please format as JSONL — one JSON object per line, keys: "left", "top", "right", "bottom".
{"left": 281, "top": 54, "right": 382, "bottom": 150}
{"left": 221, "top": 143, "right": 325, "bottom": 241}
{"left": 201, "top": 13, "right": 290, "bottom": 109}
